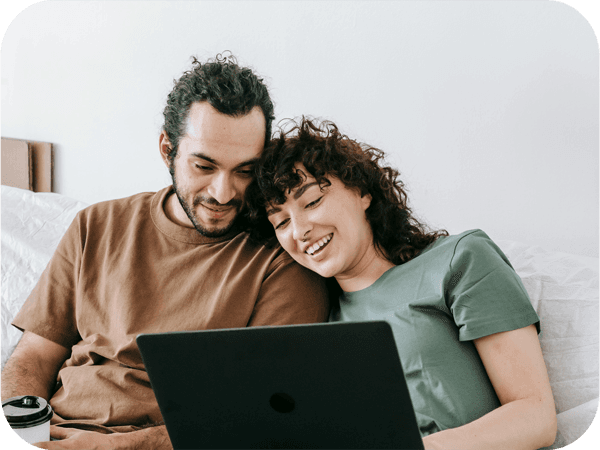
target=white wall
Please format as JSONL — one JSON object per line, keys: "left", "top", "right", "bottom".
{"left": 2, "top": 0, "right": 598, "bottom": 257}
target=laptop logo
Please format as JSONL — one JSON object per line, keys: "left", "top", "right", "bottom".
{"left": 269, "top": 392, "right": 295, "bottom": 413}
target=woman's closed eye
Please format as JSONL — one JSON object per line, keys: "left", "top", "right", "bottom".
{"left": 275, "top": 218, "right": 289, "bottom": 230}
{"left": 272, "top": 196, "right": 323, "bottom": 230}
{"left": 306, "top": 196, "right": 323, "bottom": 208}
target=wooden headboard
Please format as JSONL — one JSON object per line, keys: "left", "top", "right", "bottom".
{"left": 1, "top": 137, "right": 54, "bottom": 192}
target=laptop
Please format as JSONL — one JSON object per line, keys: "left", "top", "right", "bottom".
{"left": 137, "top": 321, "right": 424, "bottom": 449}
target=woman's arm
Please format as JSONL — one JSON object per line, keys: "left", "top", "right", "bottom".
{"left": 422, "top": 324, "right": 557, "bottom": 450}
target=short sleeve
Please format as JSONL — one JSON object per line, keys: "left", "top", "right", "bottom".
{"left": 446, "top": 230, "right": 540, "bottom": 341}
{"left": 12, "top": 212, "right": 83, "bottom": 348}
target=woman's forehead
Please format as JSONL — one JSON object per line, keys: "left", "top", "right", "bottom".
{"left": 291, "top": 162, "right": 312, "bottom": 180}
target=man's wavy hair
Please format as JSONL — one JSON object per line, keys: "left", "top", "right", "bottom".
{"left": 162, "top": 52, "right": 274, "bottom": 162}
{"left": 247, "top": 117, "right": 448, "bottom": 265}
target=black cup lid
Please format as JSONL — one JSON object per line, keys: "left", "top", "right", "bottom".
{"left": 2, "top": 395, "right": 53, "bottom": 427}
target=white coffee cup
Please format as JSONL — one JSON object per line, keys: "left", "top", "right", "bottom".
{"left": 2, "top": 395, "right": 53, "bottom": 444}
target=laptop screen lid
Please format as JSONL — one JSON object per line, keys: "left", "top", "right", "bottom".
{"left": 137, "top": 321, "right": 424, "bottom": 449}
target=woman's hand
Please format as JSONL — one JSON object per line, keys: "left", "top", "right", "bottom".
{"left": 421, "top": 433, "right": 447, "bottom": 450}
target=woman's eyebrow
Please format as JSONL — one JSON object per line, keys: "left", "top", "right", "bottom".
{"left": 293, "top": 181, "right": 320, "bottom": 200}
{"left": 266, "top": 206, "right": 280, "bottom": 217}
{"left": 266, "top": 181, "right": 320, "bottom": 217}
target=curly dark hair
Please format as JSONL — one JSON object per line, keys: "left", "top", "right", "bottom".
{"left": 247, "top": 117, "right": 448, "bottom": 265}
{"left": 162, "top": 52, "right": 275, "bottom": 162}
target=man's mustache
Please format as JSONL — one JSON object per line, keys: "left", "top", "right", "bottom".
{"left": 193, "top": 195, "right": 242, "bottom": 209}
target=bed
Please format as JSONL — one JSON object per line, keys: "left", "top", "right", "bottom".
{"left": 1, "top": 183, "right": 598, "bottom": 448}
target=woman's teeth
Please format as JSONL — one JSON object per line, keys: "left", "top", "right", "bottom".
{"left": 306, "top": 234, "right": 333, "bottom": 255}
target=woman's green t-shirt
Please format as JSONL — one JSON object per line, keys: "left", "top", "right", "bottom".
{"left": 330, "top": 229, "right": 540, "bottom": 436}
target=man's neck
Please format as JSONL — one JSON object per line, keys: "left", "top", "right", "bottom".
{"left": 163, "top": 189, "right": 195, "bottom": 228}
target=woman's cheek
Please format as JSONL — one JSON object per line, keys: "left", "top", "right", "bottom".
{"left": 280, "top": 232, "right": 296, "bottom": 254}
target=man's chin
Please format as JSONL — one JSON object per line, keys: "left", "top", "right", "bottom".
{"left": 196, "top": 227, "right": 232, "bottom": 238}
{"left": 192, "top": 218, "right": 238, "bottom": 238}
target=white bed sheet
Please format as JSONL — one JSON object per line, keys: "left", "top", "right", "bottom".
{"left": 1, "top": 185, "right": 88, "bottom": 369}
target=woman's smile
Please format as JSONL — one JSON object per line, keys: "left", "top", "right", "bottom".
{"left": 305, "top": 233, "right": 333, "bottom": 256}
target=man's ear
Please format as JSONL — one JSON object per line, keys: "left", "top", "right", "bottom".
{"left": 159, "top": 130, "right": 174, "bottom": 168}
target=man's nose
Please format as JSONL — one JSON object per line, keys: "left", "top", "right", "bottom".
{"left": 207, "top": 173, "right": 236, "bottom": 205}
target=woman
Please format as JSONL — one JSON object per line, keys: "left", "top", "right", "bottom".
{"left": 248, "top": 117, "right": 557, "bottom": 450}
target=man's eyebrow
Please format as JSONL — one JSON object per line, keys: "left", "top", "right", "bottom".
{"left": 233, "top": 157, "right": 260, "bottom": 170}
{"left": 191, "top": 153, "right": 217, "bottom": 165}
{"left": 190, "top": 153, "right": 259, "bottom": 169}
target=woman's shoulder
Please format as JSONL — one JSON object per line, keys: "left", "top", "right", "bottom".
{"left": 423, "top": 228, "right": 487, "bottom": 254}
{"left": 442, "top": 228, "right": 488, "bottom": 243}
{"left": 431, "top": 229, "right": 494, "bottom": 250}
{"left": 421, "top": 229, "right": 509, "bottom": 267}
{"left": 437, "top": 229, "right": 511, "bottom": 270}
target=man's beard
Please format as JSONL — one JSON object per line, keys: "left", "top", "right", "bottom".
{"left": 170, "top": 166, "right": 243, "bottom": 238}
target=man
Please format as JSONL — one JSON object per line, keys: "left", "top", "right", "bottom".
{"left": 1, "top": 54, "right": 330, "bottom": 450}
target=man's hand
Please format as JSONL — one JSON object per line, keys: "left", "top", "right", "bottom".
{"left": 32, "top": 424, "right": 173, "bottom": 450}
{"left": 33, "top": 427, "right": 121, "bottom": 450}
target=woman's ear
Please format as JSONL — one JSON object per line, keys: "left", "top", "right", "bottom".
{"left": 159, "top": 131, "right": 174, "bottom": 168}
{"left": 361, "top": 192, "right": 372, "bottom": 211}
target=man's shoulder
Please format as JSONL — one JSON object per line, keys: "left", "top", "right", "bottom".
{"left": 75, "top": 190, "right": 164, "bottom": 231}
{"left": 233, "top": 231, "right": 285, "bottom": 257}
{"left": 80, "top": 190, "right": 158, "bottom": 216}
{"left": 232, "top": 232, "right": 306, "bottom": 269}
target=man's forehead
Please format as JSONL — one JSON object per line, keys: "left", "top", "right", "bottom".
{"left": 178, "top": 103, "right": 265, "bottom": 167}
{"left": 185, "top": 103, "right": 265, "bottom": 139}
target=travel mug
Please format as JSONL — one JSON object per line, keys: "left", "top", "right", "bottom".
{"left": 2, "top": 395, "right": 53, "bottom": 444}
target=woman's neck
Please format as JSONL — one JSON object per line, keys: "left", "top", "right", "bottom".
{"left": 335, "top": 248, "right": 395, "bottom": 293}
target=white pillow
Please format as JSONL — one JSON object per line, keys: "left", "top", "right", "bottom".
{"left": 496, "top": 239, "right": 599, "bottom": 414}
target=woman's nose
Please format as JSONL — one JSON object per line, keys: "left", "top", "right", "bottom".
{"left": 291, "top": 217, "right": 312, "bottom": 242}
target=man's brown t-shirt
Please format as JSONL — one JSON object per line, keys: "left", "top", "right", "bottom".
{"left": 12, "top": 187, "right": 330, "bottom": 431}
